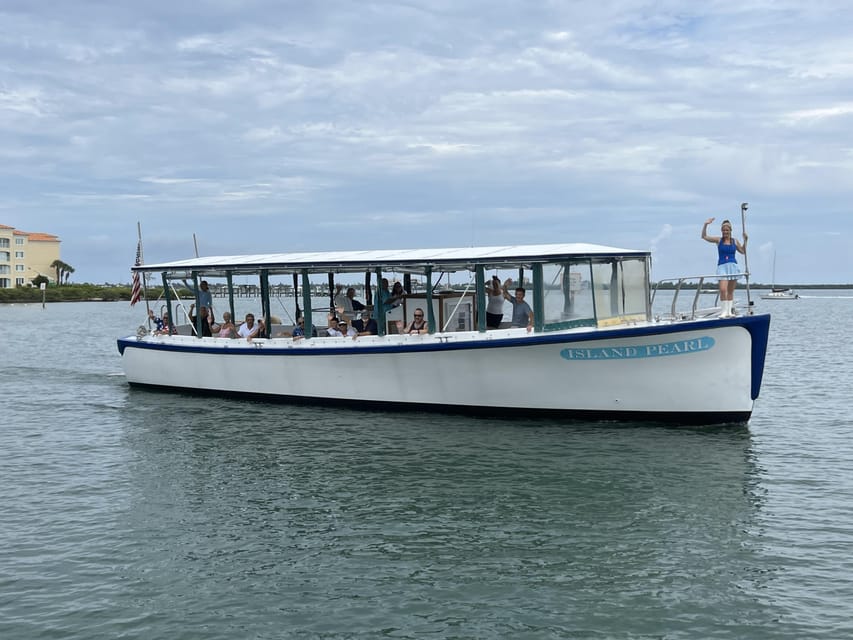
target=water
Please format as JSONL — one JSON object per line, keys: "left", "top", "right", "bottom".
{"left": 2, "top": 295, "right": 852, "bottom": 639}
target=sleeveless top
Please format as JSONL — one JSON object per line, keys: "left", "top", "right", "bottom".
{"left": 407, "top": 320, "right": 426, "bottom": 334}
{"left": 487, "top": 292, "right": 504, "bottom": 314}
{"left": 717, "top": 240, "right": 737, "bottom": 266}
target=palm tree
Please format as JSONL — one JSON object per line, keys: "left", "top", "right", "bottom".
{"left": 50, "top": 259, "right": 64, "bottom": 284}
{"left": 49, "top": 259, "right": 74, "bottom": 285}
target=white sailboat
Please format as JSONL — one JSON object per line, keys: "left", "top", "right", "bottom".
{"left": 761, "top": 251, "right": 798, "bottom": 300}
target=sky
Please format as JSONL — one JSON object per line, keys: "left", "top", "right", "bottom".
{"left": 1, "top": 1, "right": 851, "bottom": 285}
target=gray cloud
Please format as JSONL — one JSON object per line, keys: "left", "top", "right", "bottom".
{"left": 1, "top": 1, "right": 851, "bottom": 283}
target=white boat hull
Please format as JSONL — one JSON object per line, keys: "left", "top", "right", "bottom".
{"left": 118, "top": 315, "right": 770, "bottom": 424}
{"left": 760, "top": 291, "right": 798, "bottom": 300}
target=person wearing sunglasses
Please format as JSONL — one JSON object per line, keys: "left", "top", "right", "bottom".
{"left": 403, "top": 308, "right": 429, "bottom": 335}
{"left": 290, "top": 316, "right": 317, "bottom": 339}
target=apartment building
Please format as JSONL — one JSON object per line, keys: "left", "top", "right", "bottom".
{"left": 0, "top": 224, "right": 62, "bottom": 288}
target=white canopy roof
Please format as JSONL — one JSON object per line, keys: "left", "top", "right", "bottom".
{"left": 134, "top": 242, "right": 649, "bottom": 276}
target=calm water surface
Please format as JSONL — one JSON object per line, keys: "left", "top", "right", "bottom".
{"left": 1, "top": 295, "right": 852, "bottom": 639}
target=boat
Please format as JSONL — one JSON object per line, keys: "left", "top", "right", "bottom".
{"left": 117, "top": 243, "right": 771, "bottom": 425}
{"left": 761, "top": 288, "right": 799, "bottom": 300}
{"left": 761, "top": 251, "right": 798, "bottom": 300}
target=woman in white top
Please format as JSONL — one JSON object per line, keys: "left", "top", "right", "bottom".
{"left": 485, "top": 275, "right": 504, "bottom": 329}
{"left": 333, "top": 285, "right": 354, "bottom": 321}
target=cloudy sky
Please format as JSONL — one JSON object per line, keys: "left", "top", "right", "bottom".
{"left": 2, "top": 1, "right": 851, "bottom": 284}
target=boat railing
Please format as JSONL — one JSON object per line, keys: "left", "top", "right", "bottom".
{"left": 651, "top": 274, "right": 722, "bottom": 320}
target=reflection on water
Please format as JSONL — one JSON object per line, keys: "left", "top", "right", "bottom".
{"left": 106, "top": 393, "right": 775, "bottom": 637}
{"left": 3, "top": 299, "right": 853, "bottom": 638}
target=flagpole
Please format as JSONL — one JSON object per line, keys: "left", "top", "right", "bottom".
{"left": 130, "top": 222, "right": 152, "bottom": 320}
{"left": 139, "top": 222, "right": 152, "bottom": 320}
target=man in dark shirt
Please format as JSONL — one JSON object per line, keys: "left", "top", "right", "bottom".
{"left": 353, "top": 310, "right": 378, "bottom": 336}
{"left": 189, "top": 304, "right": 213, "bottom": 337}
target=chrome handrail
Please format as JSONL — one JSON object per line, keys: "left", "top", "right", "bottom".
{"left": 652, "top": 274, "right": 733, "bottom": 320}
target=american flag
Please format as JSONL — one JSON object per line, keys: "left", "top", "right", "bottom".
{"left": 130, "top": 239, "right": 143, "bottom": 307}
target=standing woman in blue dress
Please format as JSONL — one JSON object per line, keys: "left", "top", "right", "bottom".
{"left": 702, "top": 217, "right": 748, "bottom": 317}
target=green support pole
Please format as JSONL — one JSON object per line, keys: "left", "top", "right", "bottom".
{"left": 301, "top": 270, "right": 313, "bottom": 338}
{"left": 375, "top": 267, "right": 385, "bottom": 336}
{"left": 364, "top": 271, "right": 372, "bottom": 306}
{"left": 475, "top": 265, "right": 486, "bottom": 332}
{"left": 425, "top": 266, "right": 434, "bottom": 333}
{"left": 532, "top": 263, "right": 544, "bottom": 333}
{"left": 260, "top": 269, "right": 270, "bottom": 338}
{"left": 191, "top": 270, "right": 202, "bottom": 337}
{"left": 589, "top": 260, "right": 598, "bottom": 322}
{"left": 162, "top": 272, "right": 173, "bottom": 334}
{"left": 610, "top": 262, "right": 619, "bottom": 316}
{"left": 327, "top": 273, "right": 335, "bottom": 316}
{"left": 293, "top": 273, "right": 301, "bottom": 320}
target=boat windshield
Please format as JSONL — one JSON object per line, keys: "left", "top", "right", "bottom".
{"left": 591, "top": 257, "right": 649, "bottom": 326}
{"left": 540, "top": 261, "right": 596, "bottom": 330}
{"left": 539, "top": 257, "right": 650, "bottom": 331}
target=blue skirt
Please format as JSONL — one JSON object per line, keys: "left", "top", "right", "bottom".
{"left": 716, "top": 262, "right": 742, "bottom": 281}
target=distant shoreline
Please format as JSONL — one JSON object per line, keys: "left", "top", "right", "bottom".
{"left": 2, "top": 282, "right": 852, "bottom": 304}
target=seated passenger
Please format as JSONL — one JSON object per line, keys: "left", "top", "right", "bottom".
{"left": 154, "top": 312, "right": 173, "bottom": 335}
{"left": 402, "top": 308, "right": 428, "bottom": 334}
{"left": 353, "top": 310, "right": 378, "bottom": 336}
{"left": 290, "top": 316, "right": 318, "bottom": 339}
{"left": 324, "top": 315, "right": 345, "bottom": 337}
{"left": 338, "top": 320, "right": 357, "bottom": 338}
{"left": 237, "top": 313, "right": 263, "bottom": 341}
{"left": 214, "top": 311, "right": 237, "bottom": 338}
{"left": 148, "top": 309, "right": 165, "bottom": 333}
